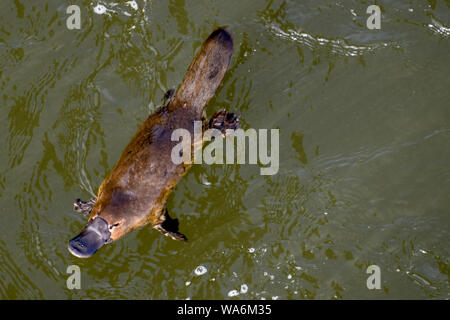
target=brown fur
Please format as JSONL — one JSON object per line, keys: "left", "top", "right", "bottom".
{"left": 87, "top": 29, "right": 233, "bottom": 241}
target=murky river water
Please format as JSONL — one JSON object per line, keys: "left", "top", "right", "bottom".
{"left": 0, "top": 0, "right": 449, "bottom": 299}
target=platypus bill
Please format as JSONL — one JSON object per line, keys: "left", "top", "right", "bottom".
{"left": 68, "top": 28, "right": 239, "bottom": 258}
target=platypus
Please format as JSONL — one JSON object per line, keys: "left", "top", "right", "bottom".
{"left": 68, "top": 28, "right": 239, "bottom": 258}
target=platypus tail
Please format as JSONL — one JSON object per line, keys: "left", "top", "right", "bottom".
{"left": 169, "top": 28, "right": 233, "bottom": 115}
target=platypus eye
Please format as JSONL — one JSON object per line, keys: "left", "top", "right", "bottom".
{"left": 109, "top": 223, "right": 120, "bottom": 230}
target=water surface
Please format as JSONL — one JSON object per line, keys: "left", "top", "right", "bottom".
{"left": 0, "top": 0, "right": 449, "bottom": 299}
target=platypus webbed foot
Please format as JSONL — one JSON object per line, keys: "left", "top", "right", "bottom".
{"left": 163, "top": 88, "right": 175, "bottom": 106}
{"left": 73, "top": 197, "right": 96, "bottom": 214}
{"left": 153, "top": 209, "right": 187, "bottom": 242}
{"left": 208, "top": 109, "right": 241, "bottom": 134}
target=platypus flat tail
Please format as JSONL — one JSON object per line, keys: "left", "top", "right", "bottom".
{"left": 168, "top": 28, "right": 233, "bottom": 116}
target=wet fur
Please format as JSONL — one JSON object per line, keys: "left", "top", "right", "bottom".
{"left": 86, "top": 29, "right": 234, "bottom": 241}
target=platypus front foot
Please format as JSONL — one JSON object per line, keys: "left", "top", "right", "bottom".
{"left": 73, "top": 197, "right": 96, "bottom": 214}
{"left": 153, "top": 209, "right": 187, "bottom": 242}
{"left": 208, "top": 109, "right": 240, "bottom": 134}
{"left": 163, "top": 88, "right": 175, "bottom": 107}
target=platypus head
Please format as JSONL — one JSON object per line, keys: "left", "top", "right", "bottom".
{"left": 68, "top": 201, "right": 133, "bottom": 258}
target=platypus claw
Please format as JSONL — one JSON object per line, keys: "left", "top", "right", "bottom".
{"left": 208, "top": 109, "right": 241, "bottom": 135}
{"left": 73, "top": 198, "right": 96, "bottom": 214}
{"left": 154, "top": 224, "right": 188, "bottom": 241}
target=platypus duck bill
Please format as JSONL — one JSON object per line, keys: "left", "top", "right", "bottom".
{"left": 68, "top": 217, "right": 111, "bottom": 258}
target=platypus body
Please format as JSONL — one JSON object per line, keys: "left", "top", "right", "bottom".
{"left": 69, "top": 29, "right": 238, "bottom": 258}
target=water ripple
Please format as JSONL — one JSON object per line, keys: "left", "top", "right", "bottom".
{"left": 264, "top": 22, "right": 392, "bottom": 57}
{"left": 427, "top": 17, "right": 450, "bottom": 38}
{"left": 0, "top": 239, "right": 44, "bottom": 299}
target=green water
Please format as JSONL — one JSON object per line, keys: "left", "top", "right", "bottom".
{"left": 0, "top": 0, "right": 449, "bottom": 299}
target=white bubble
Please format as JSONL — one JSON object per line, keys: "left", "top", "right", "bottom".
{"left": 93, "top": 4, "right": 107, "bottom": 15}
{"left": 287, "top": 274, "right": 292, "bottom": 279}
{"left": 228, "top": 290, "right": 239, "bottom": 297}
{"left": 194, "top": 265, "right": 208, "bottom": 276}
{"left": 126, "top": 1, "right": 138, "bottom": 10}
{"left": 185, "top": 281, "right": 191, "bottom": 286}
{"left": 240, "top": 284, "right": 248, "bottom": 294}
{"left": 272, "top": 296, "right": 279, "bottom": 300}
{"left": 248, "top": 247, "right": 255, "bottom": 253}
